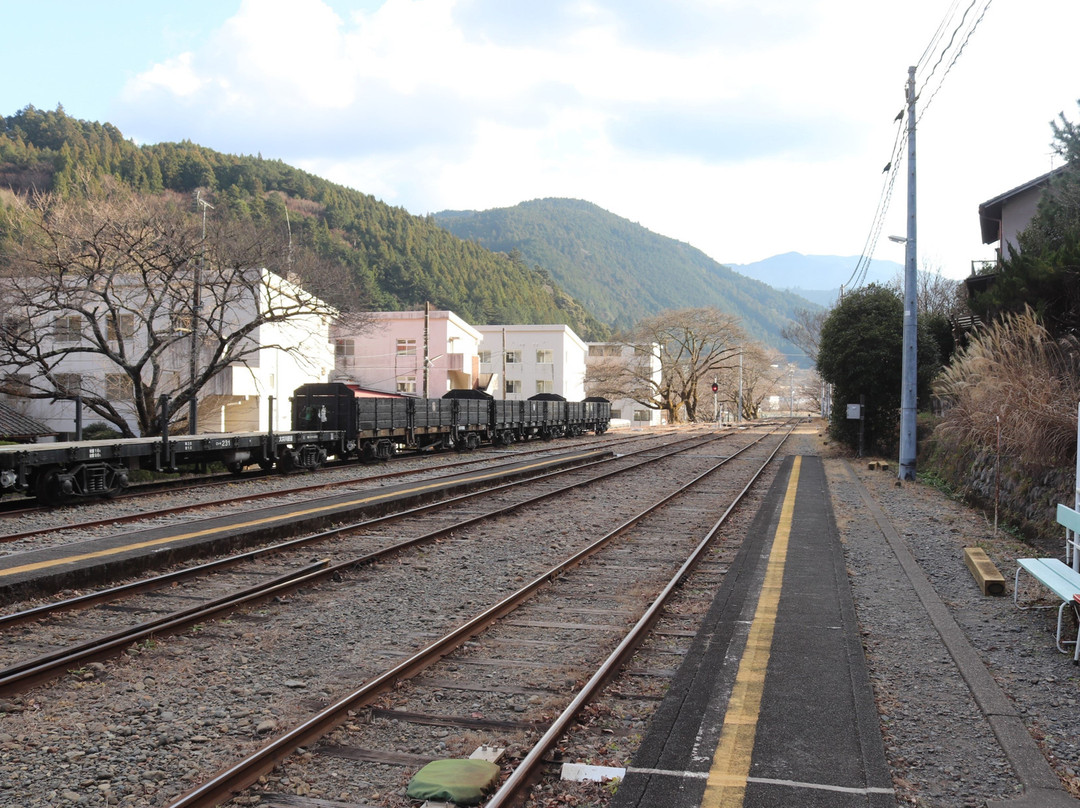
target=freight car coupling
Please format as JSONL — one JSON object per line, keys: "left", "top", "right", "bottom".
{"left": 0, "top": 383, "right": 611, "bottom": 503}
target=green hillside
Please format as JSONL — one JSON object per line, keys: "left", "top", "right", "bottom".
{"left": 434, "top": 198, "right": 817, "bottom": 355}
{"left": 0, "top": 106, "right": 607, "bottom": 340}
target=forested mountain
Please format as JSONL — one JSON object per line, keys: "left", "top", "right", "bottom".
{"left": 433, "top": 199, "right": 816, "bottom": 355}
{"left": 0, "top": 105, "right": 607, "bottom": 339}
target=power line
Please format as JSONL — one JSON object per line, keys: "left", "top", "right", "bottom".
{"left": 918, "top": 0, "right": 993, "bottom": 122}
{"left": 916, "top": 0, "right": 963, "bottom": 74}
{"left": 843, "top": 119, "right": 907, "bottom": 294}
{"left": 845, "top": 0, "right": 993, "bottom": 297}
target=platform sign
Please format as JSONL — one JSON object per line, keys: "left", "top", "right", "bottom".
{"left": 846, "top": 403, "right": 862, "bottom": 420}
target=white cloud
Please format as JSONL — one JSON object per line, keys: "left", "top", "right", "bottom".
{"left": 124, "top": 52, "right": 204, "bottom": 99}
{"left": 115, "top": 0, "right": 1080, "bottom": 282}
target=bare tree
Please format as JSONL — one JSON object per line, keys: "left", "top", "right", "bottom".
{"left": 0, "top": 180, "right": 340, "bottom": 437}
{"left": 712, "top": 345, "right": 790, "bottom": 420}
{"left": 781, "top": 308, "right": 827, "bottom": 363}
{"left": 887, "top": 260, "right": 964, "bottom": 318}
{"left": 621, "top": 307, "right": 746, "bottom": 423}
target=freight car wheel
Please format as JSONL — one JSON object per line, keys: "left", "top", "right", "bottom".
{"left": 226, "top": 461, "right": 245, "bottom": 476}
{"left": 34, "top": 467, "right": 65, "bottom": 505}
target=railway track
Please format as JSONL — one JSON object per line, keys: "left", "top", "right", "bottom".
{"left": 0, "top": 421, "right": 794, "bottom": 807}
{"left": 175, "top": 421, "right": 795, "bottom": 808}
{"left": 0, "top": 428, "right": 692, "bottom": 546}
{"left": 0, "top": 429, "right": 735, "bottom": 685}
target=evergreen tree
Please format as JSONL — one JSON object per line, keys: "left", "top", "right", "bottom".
{"left": 817, "top": 285, "right": 938, "bottom": 455}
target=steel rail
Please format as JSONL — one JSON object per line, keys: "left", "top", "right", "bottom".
{"left": 0, "top": 559, "right": 330, "bottom": 696}
{"left": 164, "top": 424, "right": 790, "bottom": 808}
{"left": 0, "top": 429, "right": 675, "bottom": 538}
{"left": 0, "top": 432, "right": 732, "bottom": 693}
{"left": 0, "top": 432, "right": 710, "bottom": 625}
{"left": 484, "top": 421, "right": 797, "bottom": 806}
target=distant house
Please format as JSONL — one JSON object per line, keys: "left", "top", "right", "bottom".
{"left": 331, "top": 309, "right": 482, "bottom": 397}
{"left": 475, "top": 324, "right": 587, "bottom": 401}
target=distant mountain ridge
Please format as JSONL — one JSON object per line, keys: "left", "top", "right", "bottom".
{"left": 0, "top": 106, "right": 608, "bottom": 339}
{"left": 434, "top": 199, "right": 817, "bottom": 357}
{"left": 728, "top": 252, "right": 902, "bottom": 307}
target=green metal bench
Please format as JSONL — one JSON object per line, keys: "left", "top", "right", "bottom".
{"left": 1014, "top": 557, "right": 1080, "bottom": 663}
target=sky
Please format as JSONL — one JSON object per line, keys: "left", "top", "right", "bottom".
{"left": 3, "top": 0, "right": 1078, "bottom": 283}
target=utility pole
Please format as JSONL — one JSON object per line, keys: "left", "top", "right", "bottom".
{"left": 737, "top": 351, "right": 743, "bottom": 424}
{"left": 899, "top": 65, "right": 918, "bottom": 481}
{"left": 190, "top": 191, "right": 214, "bottom": 435}
{"left": 423, "top": 302, "right": 430, "bottom": 399}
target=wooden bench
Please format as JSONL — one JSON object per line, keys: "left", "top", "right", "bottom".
{"left": 1057, "top": 503, "right": 1080, "bottom": 571}
{"left": 1014, "top": 557, "right": 1080, "bottom": 663}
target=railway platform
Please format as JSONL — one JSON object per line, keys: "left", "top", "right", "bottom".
{"left": 611, "top": 455, "right": 895, "bottom": 807}
{"left": 0, "top": 448, "right": 610, "bottom": 604}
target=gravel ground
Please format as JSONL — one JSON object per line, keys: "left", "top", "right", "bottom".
{"left": 4, "top": 425, "right": 1080, "bottom": 808}
{"left": 821, "top": 429, "right": 1080, "bottom": 807}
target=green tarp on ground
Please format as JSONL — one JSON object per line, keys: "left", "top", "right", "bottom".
{"left": 405, "top": 758, "right": 501, "bottom": 804}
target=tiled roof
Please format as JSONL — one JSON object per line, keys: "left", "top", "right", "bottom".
{"left": 0, "top": 401, "right": 53, "bottom": 440}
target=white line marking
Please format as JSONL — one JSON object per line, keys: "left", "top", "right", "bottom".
{"left": 625, "top": 768, "right": 895, "bottom": 795}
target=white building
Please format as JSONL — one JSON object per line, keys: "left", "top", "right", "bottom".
{"left": 198, "top": 270, "right": 335, "bottom": 432}
{"left": 585, "top": 342, "right": 664, "bottom": 427}
{"left": 475, "top": 324, "right": 587, "bottom": 401}
{"left": 331, "top": 309, "right": 482, "bottom": 397}
{"left": 0, "top": 268, "right": 334, "bottom": 436}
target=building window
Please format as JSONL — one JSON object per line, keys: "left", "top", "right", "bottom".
{"left": 536, "top": 379, "right": 553, "bottom": 394}
{"left": 396, "top": 339, "right": 416, "bottom": 357}
{"left": 634, "top": 345, "right": 651, "bottom": 356}
{"left": 588, "top": 345, "right": 605, "bottom": 357}
{"left": 53, "top": 372, "right": 82, "bottom": 396}
{"left": 334, "top": 338, "right": 355, "bottom": 359}
{"left": 478, "top": 350, "right": 492, "bottom": 364}
{"left": 634, "top": 410, "right": 652, "bottom": 422}
{"left": 610, "top": 408, "right": 622, "bottom": 420}
{"left": 105, "top": 373, "right": 133, "bottom": 399}
{"left": 536, "top": 349, "right": 553, "bottom": 364}
{"left": 54, "top": 315, "right": 83, "bottom": 343}
{"left": 2, "top": 315, "right": 30, "bottom": 342}
{"left": 396, "top": 375, "right": 416, "bottom": 394}
{"left": 505, "top": 350, "right": 521, "bottom": 364}
{"left": 106, "top": 314, "right": 136, "bottom": 341}
{"left": 505, "top": 379, "right": 521, "bottom": 394}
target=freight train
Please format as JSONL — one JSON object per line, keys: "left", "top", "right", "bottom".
{"left": 0, "top": 383, "right": 610, "bottom": 503}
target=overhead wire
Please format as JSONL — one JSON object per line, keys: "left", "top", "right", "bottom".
{"left": 918, "top": 0, "right": 993, "bottom": 122}
{"left": 916, "top": 0, "right": 963, "bottom": 74}
{"left": 843, "top": 119, "right": 907, "bottom": 294}
{"left": 844, "top": 0, "right": 992, "bottom": 297}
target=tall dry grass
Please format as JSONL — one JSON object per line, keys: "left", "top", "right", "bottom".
{"left": 933, "top": 308, "right": 1080, "bottom": 467}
